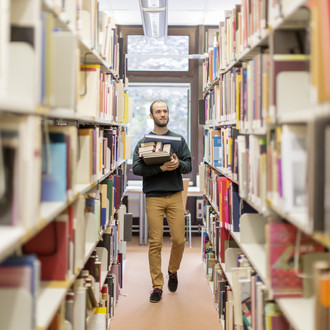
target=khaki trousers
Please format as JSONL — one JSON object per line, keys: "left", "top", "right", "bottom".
{"left": 145, "top": 191, "right": 185, "bottom": 289}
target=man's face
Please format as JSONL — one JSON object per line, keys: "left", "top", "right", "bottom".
{"left": 150, "top": 102, "right": 169, "bottom": 127}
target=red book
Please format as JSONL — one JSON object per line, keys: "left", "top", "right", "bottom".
{"left": 23, "top": 220, "right": 68, "bottom": 281}
{"left": 219, "top": 227, "right": 233, "bottom": 263}
{"left": 267, "top": 220, "right": 325, "bottom": 298}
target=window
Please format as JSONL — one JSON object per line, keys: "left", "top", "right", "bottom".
{"left": 127, "top": 35, "right": 189, "bottom": 71}
{"left": 128, "top": 83, "right": 190, "bottom": 158}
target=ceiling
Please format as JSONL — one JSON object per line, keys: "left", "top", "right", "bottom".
{"left": 100, "top": 0, "right": 241, "bottom": 26}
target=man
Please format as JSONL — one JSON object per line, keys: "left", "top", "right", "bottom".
{"left": 132, "top": 100, "right": 192, "bottom": 303}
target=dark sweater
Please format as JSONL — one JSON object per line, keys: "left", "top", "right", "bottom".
{"left": 132, "top": 130, "right": 192, "bottom": 197}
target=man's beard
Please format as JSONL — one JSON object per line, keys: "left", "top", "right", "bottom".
{"left": 154, "top": 118, "right": 168, "bottom": 127}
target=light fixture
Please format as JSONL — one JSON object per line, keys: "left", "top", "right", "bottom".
{"left": 139, "top": 0, "right": 168, "bottom": 38}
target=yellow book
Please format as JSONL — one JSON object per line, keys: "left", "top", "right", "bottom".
{"left": 123, "top": 93, "right": 129, "bottom": 123}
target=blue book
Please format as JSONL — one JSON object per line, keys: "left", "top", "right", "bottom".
{"left": 101, "top": 208, "right": 107, "bottom": 228}
{"left": 41, "top": 132, "right": 67, "bottom": 202}
{"left": 213, "top": 135, "right": 222, "bottom": 168}
{"left": 231, "top": 184, "right": 240, "bottom": 232}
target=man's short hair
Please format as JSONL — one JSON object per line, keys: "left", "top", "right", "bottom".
{"left": 150, "top": 100, "right": 168, "bottom": 114}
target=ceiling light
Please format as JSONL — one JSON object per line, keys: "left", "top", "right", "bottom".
{"left": 139, "top": 0, "right": 168, "bottom": 38}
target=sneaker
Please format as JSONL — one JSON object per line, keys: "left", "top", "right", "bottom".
{"left": 150, "top": 288, "right": 163, "bottom": 303}
{"left": 168, "top": 270, "right": 178, "bottom": 292}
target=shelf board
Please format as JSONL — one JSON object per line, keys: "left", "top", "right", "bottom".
{"left": 277, "top": 109, "right": 314, "bottom": 124}
{"left": 230, "top": 232, "right": 267, "bottom": 283}
{"left": 40, "top": 201, "right": 69, "bottom": 224}
{"left": 220, "top": 262, "right": 233, "bottom": 287}
{"left": 0, "top": 105, "right": 128, "bottom": 125}
{"left": 267, "top": 199, "right": 311, "bottom": 235}
{"left": 276, "top": 296, "right": 315, "bottom": 330}
{"left": 0, "top": 227, "right": 25, "bottom": 262}
{"left": 36, "top": 280, "right": 72, "bottom": 330}
{"left": 204, "top": 161, "right": 239, "bottom": 185}
{"left": 85, "top": 241, "right": 98, "bottom": 261}
{"left": 0, "top": 99, "right": 36, "bottom": 114}
{"left": 100, "top": 270, "right": 108, "bottom": 289}
{"left": 239, "top": 126, "right": 268, "bottom": 135}
{"left": 75, "top": 183, "right": 96, "bottom": 196}
{"left": 221, "top": 319, "right": 225, "bottom": 329}
{"left": 271, "top": 0, "right": 310, "bottom": 30}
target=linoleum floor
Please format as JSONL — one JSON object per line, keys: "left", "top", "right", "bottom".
{"left": 109, "top": 235, "right": 223, "bottom": 330}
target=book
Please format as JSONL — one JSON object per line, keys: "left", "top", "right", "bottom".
{"left": 76, "top": 128, "right": 93, "bottom": 184}
{"left": 51, "top": 31, "right": 77, "bottom": 109}
{"left": 271, "top": 55, "right": 312, "bottom": 120}
{"left": 77, "top": 65, "right": 100, "bottom": 118}
{"left": 0, "top": 116, "right": 42, "bottom": 228}
{"left": 281, "top": 125, "right": 307, "bottom": 214}
{"left": 302, "top": 252, "right": 330, "bottom": 298}
{"left": 314, "top": 261, "right": 330, "bottom": 330}
{"left": 85, "top": 196, "right": 99, "bottom": 246}
{"left": 264, "top": 301, "right": 290, "bottom": 330}
{"left": 308, "top": 117, "right": 330, "bottom": 232}
{"left": 0, "top": 254, "right": 40, "bottom": 330}
{"left": 155, "top": 141, "right": 163, "bottom": 152}
{"left": 140, "top": 142, "right": 174, "bottom": 165}
{"left": 5, "top": 0, "right": 41, "bottom": 109}
{"left": 22, "top": 218, "right": 68, "bottom": 281}
{"left": 0, "top": 130, "right": 17, "bottom": 225}
{"left": 140, "top": 141, "right": 156, "bottom": 148}
{"left": 143, "top": 133, "right": 181, "bottom": 152}
{"left": 266, "top": 220, "right": 325, "bottom": 298}
{"left": 41, "top": 132, "right": 67, "bottom": 202}
{"left": 138, "top": 145, "right": 155, "bottom": 154}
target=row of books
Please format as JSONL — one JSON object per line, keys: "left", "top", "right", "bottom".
{"left": 201, "top": 172, "right": 256, "bottom": 239}
{"left": 203, "top": 124, "right": 312, "bottom": 228}
{"left": 0, "top": 192, "right": 131, "bottom": 330}
{"left": 203, "top": 51, "right": 313, "bottom": 128}
{"left": 202, "top": 1, "right": 267, "bottom": 83}
{"left": 203, "top": 0, "right": 330, "bottom": 107}
{"left": 24, "top": 174, "right": 125, "bottom": 282}
{"left": 0, "top": 116, "right": 130, "bottom": 228}
{"left": 79, "top": 0, "right": 123, "bottom": 74}
{"left": 203, "top": 126, "right": 239, "bottom": 179}
{"left": 78, "top": 65, "right": 131, "bottom": 122}
{"left": 202, "top": 229, "right": 291, "bottom": 330}
{"left": 0, "top": 0, "right": 130, "bottom": 119}
{"left": 202, "top": 200, "right": 330, "bottom": 329}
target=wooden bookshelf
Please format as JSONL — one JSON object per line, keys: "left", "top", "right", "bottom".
{"left": 0, "top": 0, "right": 131, "bottom": 328}
{"left": 200, "top": 0, "right": 330, "bottom": 328}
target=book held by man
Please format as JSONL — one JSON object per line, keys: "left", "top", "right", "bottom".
{"left": 143, "top": 134, "right": 181, "bottom": 152}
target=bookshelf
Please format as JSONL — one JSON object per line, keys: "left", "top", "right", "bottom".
{"left": 200, "top": 0, "right": 330, "bottom": 329}
{"left": 0, "top": 0, "right": 132, "bottom": 329}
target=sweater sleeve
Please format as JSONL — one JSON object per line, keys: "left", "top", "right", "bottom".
{"left": 132, "top": 140, "right": 163, "bottom": 177}
{"left": 177, "top": 137, "right": 192, "bottom": 174}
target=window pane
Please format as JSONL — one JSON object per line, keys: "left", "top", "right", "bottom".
{"left": 127, "top": 35, "right": 189, "bottom": 71}
{"left": 128, "top": 83, "right": 190, "bottom": 158}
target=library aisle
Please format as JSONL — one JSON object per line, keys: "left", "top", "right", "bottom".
{"left": 110, "top": 236, "right": 222, "bottom": 330}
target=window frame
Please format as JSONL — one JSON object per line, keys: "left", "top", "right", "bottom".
{"left": 120, "top": 26, "right": 196, "bottom": 77}
{"left": 127, "top": 82, "right": 191, "bottom": 155}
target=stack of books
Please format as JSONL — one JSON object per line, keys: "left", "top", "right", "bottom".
{"left": 139, "top": 134, "right": 181, "bottom": 165}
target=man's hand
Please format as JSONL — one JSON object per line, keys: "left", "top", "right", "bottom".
{"left": 160, "top": 161, "right": 170, "bottom": 172}
{"left": 166, "top": 153, "right": 179, "bottom": 171}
